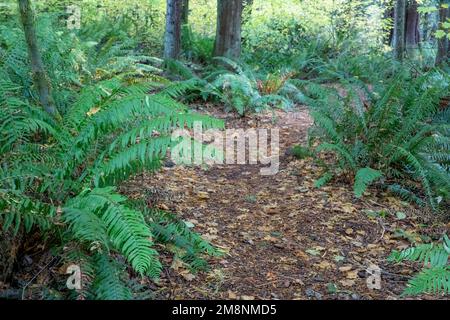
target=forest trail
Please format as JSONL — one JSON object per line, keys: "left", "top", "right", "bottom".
{"left": 124, "top": 106, "right": 442, "bottom": 300}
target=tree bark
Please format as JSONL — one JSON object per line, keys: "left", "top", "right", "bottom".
{"left": 405, "top": 0, "right": 420, "bottom": 55}
{"left": 213, "top": 0, "right": 243, "bottom": 59}
{"left": 164, "top": 0, "right": 182, "bottom": 59}
{"left": 436, "top": 1, "right": 449, "bottom": 65}
{"left": 393, "top": 0, "right": 406, "bottom": 60}
{"left": 18, "top": 0, "right": 60, "bottom": 119}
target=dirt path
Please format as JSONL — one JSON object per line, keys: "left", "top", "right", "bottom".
{"left": 125, "top": 106, "right": 446, "bottom": 300}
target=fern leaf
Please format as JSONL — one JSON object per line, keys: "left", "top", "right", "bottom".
{"left": 402, "top": 267, "right": 450, "bottom": 296}
{"left": 92, "top": 254, "right": 132, "bottom": 300}
{"left": 353, "top": 167, "right": 383, "bottom": 198}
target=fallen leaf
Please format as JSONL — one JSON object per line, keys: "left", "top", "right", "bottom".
{"left": 334, "top": 255, "right": 345, "bottom": 262}
{"left": 197, "top": 191, "right": 210, "bottom": 200}
{"left": 346, "top": 271, "right": 359, "bottom": 279}
{"left": 315, "top": 261, "right": 333, "bottom": 270}
{"left": 396, "top": 211, "right": 407, "bottom": 220}
{"left": 339, "top": 265, "right": 353, "bottom": 272}
{"left": 181, "top": 272, "right": 196, "bottom": 281}
{"left": 341, "top": 203, "right": 356, "bottom": 214}
{"left": 306, "top": 249, "right": 321, "bottom": 256}
{"left": 339, "top": 279, "right": 355, "bottom": 287}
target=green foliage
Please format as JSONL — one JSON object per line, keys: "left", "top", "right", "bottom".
{"left": 182, "top": 26, "right": 215, "bottom": 64}
{"left": 289, "top": 145, "right": 312, "bottom": 160}
{"left": 144, "top": 207, "right": 221, "bottom": 271}
{"left": 91, "top": 254, "right": 133, "bottom": 300}
{"left": 389, "top": 235, "right": 450, "bottom": 296}
{"left": 243, "top": 16, "right": 307, "bottom": 69}
{"left": 304, "top": 63, "right": 450, "bottom": 207}
{"left": 159, "top": 58, "right": 295, "bottom": 116}
{"left": 353, "top": 168, "right": 383, "bottom": 198}
{"left": 0, "top": 11, "right": 223, "bottom": 299}
{"left": 201, "top": 58, "right": 292, "bottom": 116}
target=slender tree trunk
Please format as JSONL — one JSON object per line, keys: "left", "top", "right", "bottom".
{"left": 213, "top": 0, "right": 243, "bottom": 59}
{"left": 393, "top": 0, "right": 406, "bottom": 60}
{"left": 181, "top": 0, "right": 189, "bottom": 25}
{"left": 405, "top": 0, "right": 420, "bottom": 56}
{"left": 164, "top": 0, "right": 182, "bottom": 59}
{"left": 18, "top": 0, "right": 60, "bottom": 119}
{"left": 436, "top": 1, "right": 449, "bottom": 65}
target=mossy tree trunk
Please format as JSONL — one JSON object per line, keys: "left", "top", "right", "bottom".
{"left": 394, "top": 0, "right": 406, "bottom": 60}
{"left": 18, "top": 0, "right": 60, "bottom": 119}
{"left": 405, "top": 0, "right": 420, "bottom": 57}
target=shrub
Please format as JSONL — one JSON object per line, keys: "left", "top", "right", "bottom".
{"left": 0, "top": 14, "right": 223, "bottom": 299}
{"left": 202, "top": 58, "right": 293, "bottom": 116}
{"left": 242, "top": 16, "right": 307, "bottom": 70}
{"left": 181, "top": 26, "right": 215, "bottom": 64}
{"left": 303, "top": 67, "right": 450, "bottom": 208}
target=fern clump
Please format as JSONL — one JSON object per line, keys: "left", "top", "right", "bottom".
{"left": 389, "top": 235, "right": 450, "bottom": 296}
{"left": 165, "top": 57, "right": 295, "bottom": 116}
{"left": 0, "top": 15, "right": 223, "bottom": 299}
{"left": 303, "top": 67, "right": 450, "bottom": 208}
{"left": 203, "top": 58, "right": 293, "bottom": 116}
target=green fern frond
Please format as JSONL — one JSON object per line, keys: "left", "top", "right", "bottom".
{"left": 316, "top": 142, "right": 356, "bottom": 169}
{"left": 389, "top": 235, "right": 450, "bottom": 296}
{"left": 0, "top": 191, "right": 55, "bottom": 234}
{"left": 64, "top": 188, "right": 162, "bottom": 278}
{"left": 92, "top": 254, "right": 132, "bottom": 300}
{"left": 402, "top": 267, "right": 450, "bottom": 296}
{"left": 353, "top": 167, "right": 383, "bottom": 198}
{"left": 314, "top": 172, "right": 334, "bottom": 188}
{"left": 92, "top": 137, "right": 171, "bottom": 187}
{"left": 389, "top": 241, "right": 449, "bottom": 268}
{"left": 387, "top": 184, "right": 425, "bottom": 206}
{"left": 310, "top": 111, "right": 343, "bottom": 146}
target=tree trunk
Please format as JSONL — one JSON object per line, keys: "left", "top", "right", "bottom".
{"left": 181, "top": 0, "right": 189, "bottom": 25}
{"left": 164, "top": 0, "right": 182, "bottom": 59}
{"left": 405, "top": 0, "right": 420, "bottom": 56}
{"left": 213, "top": 0, "right": 243, "bottom": 59}
{"left": 393, "top": 0, "right": 406, "bottom": 60}
{"left": 18, "top": 0, "right": 60, "bottom": 119}
{"left": 436, "top": 1, "right": 449, "bottom": 65}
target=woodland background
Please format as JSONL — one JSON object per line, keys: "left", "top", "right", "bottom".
{"left": 0, "top": 0, "right": 449, "bottom": 300}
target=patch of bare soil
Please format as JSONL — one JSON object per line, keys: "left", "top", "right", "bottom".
{"left": 124, "top": 105, "right": 449, "bottom": 300}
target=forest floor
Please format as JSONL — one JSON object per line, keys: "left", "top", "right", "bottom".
{"left": 124, "top": 104, "right": 449, "bottom": 300}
